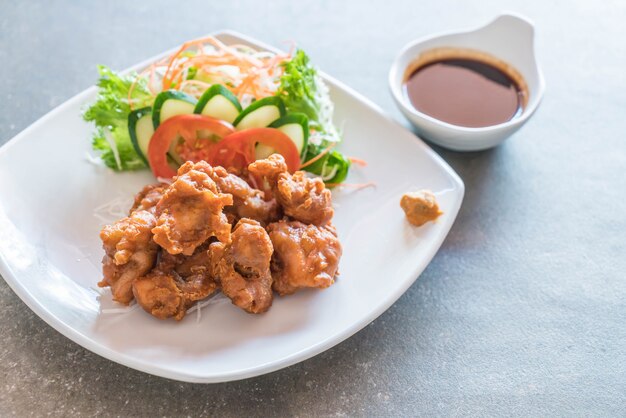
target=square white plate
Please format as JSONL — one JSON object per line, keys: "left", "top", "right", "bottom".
{"left": 0, "top": 31, "right": 464, "bottom": 383}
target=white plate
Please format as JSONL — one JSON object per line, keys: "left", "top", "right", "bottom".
{"left": 0, "top": 31, "right": 464, "bottom": 383}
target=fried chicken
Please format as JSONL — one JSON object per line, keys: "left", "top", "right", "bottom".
{"left": 132, "top": 270, "right": 187, "bottom": 320}
{"left": 250, "top": 154, "right": 333, "bottom": 226}
{"left": 99, "top": 210, "right": 158, "bottom": 304}
{"left": 248, "top": 153, "right": 288, "bottom": 186}
{"left": 209, "top": 218, "right": 274, "bottom": 314}
{"left": 130, "top": 183, "right": 167, "bottom": 214}
{"left": 132, "top": 244, "right": 218, "bottom": 320}
{"left": 152, "top": 161, "right": 233, "bottom": 256}
{"left": 100, "top": 155, "right": 343, "bottom": 320}
{"left": 275, "top": 171, "right": 333, "bottom": 226}
{"left": 267, "top": 220, "right": 342, "bottom": 296}
{"left": 159, "top": 243, "right": 218, "bottom": 301}
{"left": 209, "top": 166, "right": 281, "bottom": 225}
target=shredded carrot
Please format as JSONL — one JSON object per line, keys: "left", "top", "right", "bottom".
{"left": 234, "top": 75, "right": 256, "bottom": 98}
{"left": 155, "top": 35, "right": 288, "bottom": 99}
{"left": 299, "top": 143, "right": 336, "bottom": 169}
{"left": 162, "top": 35, "right": 226, "bottom": 89}
{"left": 348, "top": 156, "right": 368, "bottom": 166}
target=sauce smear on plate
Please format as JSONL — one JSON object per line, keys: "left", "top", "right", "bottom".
{"left": 404, "top": 52, "right": 525, "bottom": 128}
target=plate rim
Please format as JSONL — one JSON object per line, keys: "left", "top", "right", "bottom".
{"left": 0, "top": 29, "right": 464, "bottom": 383}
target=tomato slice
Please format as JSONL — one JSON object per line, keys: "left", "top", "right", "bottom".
{"left": 147, "top": 114, "right": 234, "bottom": 178}
{"left": 206, "top": 128, "right": 301, "bottom": 173}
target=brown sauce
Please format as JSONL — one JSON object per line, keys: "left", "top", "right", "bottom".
{"left": 403, "top": 48, "right": 527, "bottom": 128}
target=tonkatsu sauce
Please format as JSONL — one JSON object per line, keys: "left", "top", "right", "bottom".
{"left": 403, "top": 49, "right": 527, "bottom": 128}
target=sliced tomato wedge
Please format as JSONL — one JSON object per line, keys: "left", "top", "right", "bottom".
{"left": 206, "top": 128, "right": 301, "bottom": 173}
{"left": 147, "top": 114, "right": 235, "bottom": 178}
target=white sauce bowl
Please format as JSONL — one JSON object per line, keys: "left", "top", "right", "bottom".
{"left": 389, "top": 13, "right": 546, "bottom": 151}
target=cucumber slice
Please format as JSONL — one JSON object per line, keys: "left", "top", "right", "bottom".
{"left": 152, "top": 90, "right": 197, "bottom": 129}
{"left": 168, "top": 138, "right": 184, "bottom": 166}
{"left": 233, "top": 96, "right": 285, "bottom": 130}
{"left": 128, "top": 107, "right": 154, "bottom": 165}
{"left": 194, "top": 85, "right": 242, "bottom": 123}
{"left": 255, "top": 113, "right": 309, "bottom": 160}
{"left": 269, "top": 113, "right": 309, "bottom": 158}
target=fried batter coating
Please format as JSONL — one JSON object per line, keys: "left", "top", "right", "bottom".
{"left": 130, "top": 183, "right": 167, "bottom": 214}
{"left": 152, "top": 161, "right": 233, "bottom": 255}
{"left": 209, "top": 218, "right": 274, "bottom": 313}
{"left": 248, "top": 153, "right": 288, "bottom": 185}
{"left": 99, "top": 210, "right": 158, "bottom": 304}
{"left": 132, "top": 270, "right": 187, "bottom": 320}
{"left": 267, "top": 220, "right": 342, "bottom": 296}
{"left": 132, "top": 244, "right": 218, "bottom": 320}
{"left": 276, "top": 171, "right": 333, "bottom": 226}
{"left": 210, "top": 166, "right": 281, "bottom": 225}
{"left": 250, "top": 154, "right": 333, "bottom": 225}
{"left": 159, "top": 243, "right": 218, "bottom": 301}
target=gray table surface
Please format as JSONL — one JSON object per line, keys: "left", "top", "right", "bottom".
{"left": 1, "top": 1, "right": 625, "bottom": 416}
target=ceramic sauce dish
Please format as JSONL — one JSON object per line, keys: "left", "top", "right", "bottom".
{"left": 389, "top": 13, "right": 545, "bottom": 151}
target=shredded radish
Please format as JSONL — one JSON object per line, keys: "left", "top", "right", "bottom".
{"left": 186, "top": 294, "right": 229, "bottom": 322}
{"left": 93, "top": 195, "right": 133, "bottom": 224}
{"left": 100, "top": 303, "right": 139, "bottom": 315}
{"left": 85, "top": 152, "right": 104, "bottom": 166}
{"left": 96, "top": 286, "right": 140, "bottom": 315}
{"left": 326, "top": 182, "right": 377, "bottom": 190}
{"left": 103, "top": 128, "right": 122, "bottom": 170}
{"left": 129, "top": 36, "right": 290, "bottom": 107}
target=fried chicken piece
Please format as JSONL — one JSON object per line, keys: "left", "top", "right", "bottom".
{"left": 248, "top": 153, "right": 288, "bottom": 186}
{"left": 209, "top": 218, "right": 274, "bottom": 314}
{"left": 249, "top": 155, "right": 333, "bottom": 225}
{"left": 132, "top": 270, "right": 187, "bottom": 320}
{"left": 267, "top": 220, "right": 342, "bottom": 296}
{"left": 99, "top": 210, "right": 158, "bottom": 304}
{"left": 209, "top": 166, "right": 281, "bottom": 225}
{"left": 159, "top": 243, "right": 218, "bottom": 301}
{"left": 130, "top": 183, "right": 167, "bottom": 214}
{"left": 152, "top": 161, "right": 233, "bottom": 256}
{"left": 276, "top": 171, "right": 334, "bottom": 226}
{"left": 133, "top": 243, "right": 218, "bottom": 320}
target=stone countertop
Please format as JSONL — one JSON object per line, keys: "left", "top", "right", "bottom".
{"left": 1, "top": 1, "right": 625, "bottom": 416}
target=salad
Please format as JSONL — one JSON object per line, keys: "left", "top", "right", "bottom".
{"left": 84, "top": 36, "right": 350, "bottom": 184}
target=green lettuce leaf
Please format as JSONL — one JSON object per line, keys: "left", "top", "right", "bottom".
{"left": 83, "top": 65, "right": 153, "bottom": 170}
{"left": 277, "top": 50, "right": 350, "bottom": 183}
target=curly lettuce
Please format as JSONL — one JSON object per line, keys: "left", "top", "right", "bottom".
{"left": 83, "top": 66, "right": 153, "bottom": 171}
{"left": 277, "top": 50, "right": 349, "bottom": 184}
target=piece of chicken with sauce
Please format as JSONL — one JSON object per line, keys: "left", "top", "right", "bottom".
{"left": 99, "top": 210, "right": 158, "bottom": 304}
{"left": 152, "top": 161, "right": 233, "bottom": 256}
{"left": 249, "top": 154, "right": 334, "bottom": 226}
{"left": 267, "top": 220, "right": 342, "bottom": 296}
{"left": 132, "top": 243, "right": 218, "bottom": 320}
{"left": 209, "top": 166, "right": 281, "bottom": 225}
{"left": 209, "top": 218, "right": 274, "bottom": 314}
